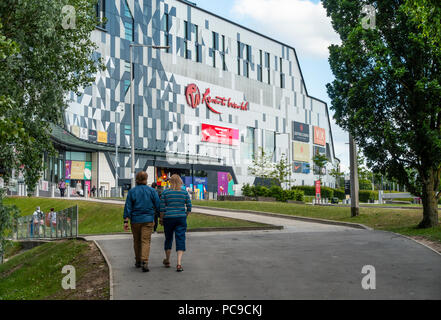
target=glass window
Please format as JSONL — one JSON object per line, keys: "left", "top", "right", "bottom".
{"left": 162, "top": 13, "right": 169, "bottom": 32}
{"left": 241, "top": 127, "right": 255, "bottom": 160}
{"left": 280, "top": 57, "right": 285, "bottom": 88}
{"left": 70, "top": 152, "right": 87, "bottom": 162}
{"left": 123, "top": 1, "right": 134, "bottom": 42}
{"left": 95, "top": 0, "right": 106, "bottom": 28}
{"left": 264, "top": 130, "right": 275, "bottom": 161}
{"left": 266, "top": 52, "right": 271, "bottom": 84}
{"left": 222, "top": 35, "right": 226, "bottom": 71}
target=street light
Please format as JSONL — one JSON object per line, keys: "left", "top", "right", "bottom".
{"left": 115, "top": 104, "right": 124, "bottom": 197}
{"left": 129, "top": 44, "right": 170, "bottom": 188}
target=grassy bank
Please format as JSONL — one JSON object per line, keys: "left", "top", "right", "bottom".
{"left": 4, "top": 197, "right": 267, "bottom": 235}
{"left": 0, "top": 240, "right": 109, "bottom": 300}
{"left": 193, "top": 200, "right": 441, "bottom": 243}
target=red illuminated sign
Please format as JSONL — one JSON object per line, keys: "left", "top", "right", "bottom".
{"left": 201, "top": 123, "right": 239, "bottom": 146}
{"left": 185, "top": 84, "right": 249, "bottom": 114}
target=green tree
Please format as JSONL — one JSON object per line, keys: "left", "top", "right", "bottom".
{"left": 329, "top": 163, "right": 344, "bottom": 188}
{"left": 405, "top": 0, "right": 441, "bottom": 53}
{"left": 323, "top": 0, "right": 441, "bottom": 228}
{"left": 0, "top": 0, "right": 105, "bottom": 191}
{"left": 313, "top": 154, "right": 329, "bottom": 182}
{"left": 248, "top": 147, "right": 275, "bottom": 179}
{"left": 271, "top": 153, "right": 291, "bottom": 189}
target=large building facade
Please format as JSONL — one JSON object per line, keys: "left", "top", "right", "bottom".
{"left": 54, "top": 0, "right": 338, "bottom": 196}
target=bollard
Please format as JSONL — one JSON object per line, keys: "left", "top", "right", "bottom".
{"left": 51, "top": 184, "right": 55, "bottom": 198}
{"left": 67, "top": 186, "right": 71, "bottom": 198}
{"left": 84, "top": 185, "right": 89, "bottom": 198}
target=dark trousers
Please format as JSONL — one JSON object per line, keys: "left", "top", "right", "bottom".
{"left": 163, "top": 217, "right": 187, "bottom": 252}
{"left": 154, "top": 213, "right": 159, "bottom": 232}
{"left": 60, "top": 188, "right": 65, "bottom": 197}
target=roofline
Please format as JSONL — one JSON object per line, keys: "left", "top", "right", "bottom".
{"left": 175, "top": 0, "right": 314, "bottom": 96}
{"left": 174, "top": 0, "right": 337, "bottom": 160}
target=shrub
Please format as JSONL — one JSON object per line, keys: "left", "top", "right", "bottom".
{"left": 268, "top": 186, "right": 283, "bottom": 199}
{"left": 320, "top": 187, "right": 334, "bottom": 199}
{"left": 254, "top": 186, "right": 269, "bottom": 197}
{"left": 359, "top": 190, "right": 378, "bottom": 202}
{"left": 333, "top": 188, "right": 345, "bottom": 200}
{"left": 241, "top": 184, "right": 253, "bottom": 197}
{"left": 291, "top": 185, "right": 315, "bottom": 196}
{"left": 294, "top": 189, "right": 304, "bottom": 202}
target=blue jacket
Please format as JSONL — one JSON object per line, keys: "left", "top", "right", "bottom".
{"left": 123, "top": 185, "right": 160, "bottom": 224}
{"left": 160, "top": 189, "right": 192, "bottom": 219}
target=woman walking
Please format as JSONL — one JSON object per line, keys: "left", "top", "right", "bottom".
{"left": 160, "top": 174, "right": 192, "bottom": 272}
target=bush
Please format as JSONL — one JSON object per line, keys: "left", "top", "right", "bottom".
{"left": 294, "top": 189, "right": 304, "bottom": 202}
{"left": 333, "top": 188, "right": 345, "bottom": 200}
{"left": 320, "top": 187, "right": 334, "bottom": 199}
{"left": 291, "top": 185, "right": 315, "bottom": 196}
{"left": 241, "top": 184, "right": 253, "bottom": 197}
{"left": 268, "top": 186, "right": 283, "bottom": 199}
{"left": 254, "top": 186, "right": 269, "bottom": 197}
{"left": 359, "top": 190, "right": 378, "bottom": 202}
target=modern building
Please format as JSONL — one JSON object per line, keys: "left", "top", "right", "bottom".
{"left": 44, "top": 0, "right": 338, "bottom": 197}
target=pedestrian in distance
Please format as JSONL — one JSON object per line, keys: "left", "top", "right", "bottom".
{"left": 91, "top": 185, "right": 97, "bottom": 197}
{"left": 47, "top": 208, "right": 57, "bottom": 237}
{"left": 32, "top": 207, "right": 44, "bottom": 237}
{"left": 151, "top": 182, "right": 163, "bottom": 233}
{"left": 58, "top": 179, "right": 66, "bottom": 197}
{"left": 123, "top": 171, "right": 160, "bottom": 272}
{"left": 160, "top": 174, "right": 192, "bottom": 272}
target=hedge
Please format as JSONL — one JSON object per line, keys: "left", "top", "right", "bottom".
{"left": 291, "top": 186, "right": 334, "bottom": 199}
{"left": 359, "top": 190, "right": 378, "bottom": 202}
{"left": 241, "top": 184, "right": 304, "bottom": 202}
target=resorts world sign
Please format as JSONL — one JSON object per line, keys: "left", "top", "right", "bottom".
{"left": 185, "top": 84, "right": 249, "bottom": 114}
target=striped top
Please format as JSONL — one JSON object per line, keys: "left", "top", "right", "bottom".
{"left": 160, "top": 189, "right": 192, "bottom": 219}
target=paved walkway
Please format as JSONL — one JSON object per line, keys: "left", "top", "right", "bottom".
{"left": 85, "top": 206, "right": 441, "bottom": 300}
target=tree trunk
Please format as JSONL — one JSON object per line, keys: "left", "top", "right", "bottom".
{"left": 420, "top": 170, "right": 439, "bottom": 228}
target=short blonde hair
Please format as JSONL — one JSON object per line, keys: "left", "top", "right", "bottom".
{"left": 169, "top": 174, "right": 183, "bottom": 191}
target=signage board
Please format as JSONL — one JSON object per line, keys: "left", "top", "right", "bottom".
{"left": 315, "top": 180, "right": 321, "bottom": 199}
{"left": 201, "top": 123, "right": 239, "bottom": 146}
{"left": 97, "top": 131, "right": 108, "bottom": 143}
{"left": 88, "top": 129, "right": 97, "bottom": 142}
{"left": 293, "top": 142, "right": 310, "bottom": 162}
{"left": 292, "top": 121, "right": 310, "bottom": 143}
{"left": 313, "top": 126, "right": 326, "bottom": 146}
{"left": 185, "top": 83, "right": 249, "bottom": 114}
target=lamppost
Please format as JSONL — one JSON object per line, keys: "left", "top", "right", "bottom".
{"left": 129, "top": 44, "right": 169, "bottom": 188}
{"left": 349, "top": 133, "right": 359, "bottom": 216}
{"left": 115, "top": 104, "right": 123, "bottom": 197}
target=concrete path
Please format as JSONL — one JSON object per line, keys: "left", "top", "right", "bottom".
{"left": 86, "top": 207, "right": 441, "bottom": 300}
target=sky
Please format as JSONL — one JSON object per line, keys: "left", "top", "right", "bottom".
{"left": 192, "top": 0, "right": 350, "bottom": 172}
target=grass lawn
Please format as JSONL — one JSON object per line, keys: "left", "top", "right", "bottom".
{"left": 4, "top": 241, "right": 23, "bottom": 259}
{"left": 0, "top": 240, "right": 109, "bottom": 300}
{"left": 193, "top": 200, "right": 441, "bottom": 243}
{"left": 4, "top": 197, "right": 267, "bottom": 235}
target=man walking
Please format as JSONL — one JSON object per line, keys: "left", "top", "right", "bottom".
{"left": 123, "top": 171, "right": 160, "bottom": 272}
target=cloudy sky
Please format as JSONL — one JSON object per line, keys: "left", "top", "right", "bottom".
{"left": 194, "top": 0, "right": 350, "bottom": 171}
